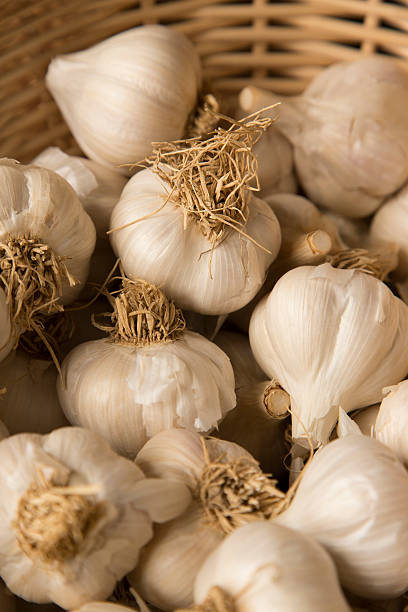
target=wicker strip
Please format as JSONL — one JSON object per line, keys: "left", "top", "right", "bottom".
{"left": 2, "top": 0, "right": 408, "bottom": 162}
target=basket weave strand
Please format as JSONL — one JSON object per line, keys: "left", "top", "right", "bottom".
{"left": 2, "top": 0, "right": 408, "bottom": 162}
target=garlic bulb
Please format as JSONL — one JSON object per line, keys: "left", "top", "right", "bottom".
{"left": 187, "top": 522, "right": 351, "bottom": 611}
{"left": 131, "top": 428, "right": 285, "bottom": 610}
{"left": 240, "top": 57, "right": 408, "bottom": 218}
{"left": 215, "top": 331, "right": 289, "bottom": 477}
{"left": 0, "top": 427, "right": 191, "bottom": 609}
{"left": 253, "top": 125, "right": 297, "bottom": 196}
{"left": 58, "top": 279, "right": 236, "bottom": 457}
{"left": 249, "top": 263, "right": 408, "bottom": 447}
{"left": 375, "top": 381, "right": 408, "bottom": 466}
{"left": 276, "top": 434, "right": 408, "bottom": 599}
{"left": 46, "top": 26, "right": 201, "bottom": 174}
{"left": 0, "top": 159, "right": 96, "bottom": 350}
{"left": 0, "top": 350, "right": 68, "bottom": 435}
{"left": 72, "top": 605, "right": 140, "bottom": 612}
{"left": 110, "top": 112, "right": 281, "bottom": 315}
{"left": 326, "top": 212, "right": 370, "bottom": 249}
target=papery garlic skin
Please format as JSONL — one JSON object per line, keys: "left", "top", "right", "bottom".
{"left": 375, "top": 381, "right": 408, "bottom": 466}
{"left": 131, "top": 428, "right": 267, "bottom": 610}
{"left": 193, "top": 522, "right": 351, "bottom": 611}
{"left": 57, "top": 331, "right": 236, "bottom": 457}
{"left": 249, "top": 263, "right": 408, "bottom": 447}
{"left": 46, "top": 26, "right": 201, "bottom": 174}
{"left": 110, "top": 168, "right": 281, "bottom": 315}
{"left": 0, "top": 427, "right": 191, "bottom": 609}
{"left": 0, "top": 159, "right": 96, "bottom": 305}
{"left": 254, "top": 126, "right": 297, "bottom": 196}
{"left": 241, "top": 57, "right": 408, "bottom": 218}
{"left": 351, "top": 405, "right": 379, "bottom": 437}
{"left": 32, "top": 147, "right": 127, "bottom": 239}
{"left": 276, "top": 435, "right": 408, "bottom": 599}
{"left": 0, "top": 351, "right": 68, "bottom": 435}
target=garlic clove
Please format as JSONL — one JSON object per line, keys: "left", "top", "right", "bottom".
{"left": 46, "top": 26, "right": 201, "bottom": 174}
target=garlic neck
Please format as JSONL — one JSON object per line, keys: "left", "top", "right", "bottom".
{"left": 263, "top": 380, "right": 291, "bottom": 419}
{"left": 175, "top": 586, "right": 235, "bottom": 612}
{"left": 198, "top": 441, "right": 285, "bottom": 534}
{"left": 14, "top": 479, "right": 104, "bottom": 565}
{"left": 96, "top": 278, "right": 186, "bottom": 347}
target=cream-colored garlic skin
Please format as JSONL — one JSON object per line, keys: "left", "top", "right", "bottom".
{"left": 193, "top": 522, "right": 351, "bottom": 611}
{"left": 370, "top": 184, "right": 408, "bottom": 282}
{"left": 0, "top": 159, "right": 96, "bottom": 305}
{"left": 215, "top": 331, "right": 288, "bottom": 477}
{"left": 375, "top": 381, "right": 408, "bottom": 466}
{"left": 0, "top": 351, "right": 68, "bottom": 435}
{"left": 0, "top": 287, "right": 13, "bottom": 363}
{"left": 276, "top": 435, "right": 408, "bottom": 599}
{"left": 57, "top": 331, "right": 236, "bottom": 457}
{"left": 131, "top": 428, "right": 256, "bottom": 610}
{"left": 0, "top": 427, "right": 191, "bottom": 609}
{"left": 249, "top": 263, "right": 408, "bottom": 447}
{"left": 240, "top": 57, "right": 408, "bottom": 218}
{"left": 110, "top": 168, "right": 281, "bottom": 315}
{"left": 72, "top": 604, "right": 140, "bottom": 612}
{"left": 32, "top": 147, "right": 127, "bottom": 240}
{"left": 254, "top": 126, "right": 297, "bottom": 196}
{"left": 46, "top": 26, "right": 201, "bottom": 174}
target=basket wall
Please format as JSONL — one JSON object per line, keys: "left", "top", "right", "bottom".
{"left": 2, "top": 0, "right": 408, "bottom": 162}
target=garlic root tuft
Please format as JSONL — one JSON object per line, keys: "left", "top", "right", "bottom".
{"left": 186, "top": 94, "right": 220, "bottom": 139}
{"left": 326, "top": 247, "right": 398, "bottom": 281}
{"left": 93, "top": 278, "right": 186, "bottom": 347}
{"left": 175, "top": 586, "right": 235, "bottom": 612}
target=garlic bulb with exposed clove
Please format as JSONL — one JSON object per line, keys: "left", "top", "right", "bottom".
{"left": 240, "top": 57, "right": 408, "bottom": 217}
{"left": 0, "top": 427, "right": 191, "bottom": 609}
{"left": 0, "top": 159, "right": 96, "bottom": 352}
{"left": 46, "top": 26, "right": 201, "bottom": 174}
{"left": 375, "top": 381, "right": 408, "bottom": 466}
{"left": 276, "top": 434, "right": 408, "bottom": 599}
{"left": 58, "top": 279, "right": 236, "bottom": 457}
{"left": 214, "top": 331, "right": 289, "bottom": 477}
{"left": 0, "top": 350, "right": 68, "bottom": 435}
{"left": 109, "top": 111, "right": 281, "bottom": 315}
{"left": 249, "top": 263, "right": 408, "bottom": 448}
{"left": 130, "top": 428, "right": 286, "bottom": 610}
{"left": 183, "top": 522, "right": 351, "bottom": 612}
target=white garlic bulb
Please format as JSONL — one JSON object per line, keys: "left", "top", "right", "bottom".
{"left": 58, "top": 279, "right": 236, "bottom": 457}
{"left": 253, "top": 125, "right": 297, "bottom": 196}
{"left": 0, "top": 427, "right": 191, "bottom": 609}
{"left": 276, "top": 434, "right": 408, "bottom": 599}
{"left": 0, "top": 159, "right": 96, "bottom": 348}
{"left": 240, "top": 57, "right": 408, "bottom": 217}
{"left": 375, "top": 381, "right": 408, "bottom": 466}
{"left": 249, "top": 263, "right": 408, "bottom": 447}
{"left": 189, "top": 522, "right": 351, "bottom": 611}
{"left": 0, "top": 350, "right": 68, "bottom": 435}
{"left": 46, "top": 26, "right": 201, "bottom": 174}
{"left": 215, "top": 331, "right": 289, "bottom": 477}
{"left": 110, "top": 109, "right": 281, "bottom": 315}
{"left": 131, "top": 428, "right": 285, "bottom": 610}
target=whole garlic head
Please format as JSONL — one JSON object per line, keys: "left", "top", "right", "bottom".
{"left": 46, "top": 26, "right": 201, "bottom": 174}
{"left": 249, "top": 263, "right": 408, "bottom": 447}
{"left": 191, "top": 522, "right": 351, "bottom": 611}
{"left": 0, "top": 427, "right": 191, "bottom": 609}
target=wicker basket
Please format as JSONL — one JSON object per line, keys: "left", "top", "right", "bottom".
{"left": 3, "top": 0, "right": 408, "bottom": 163}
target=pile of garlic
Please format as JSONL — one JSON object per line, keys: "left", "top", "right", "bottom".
{"left": 4, "top": 20, "right": 408, "bottom": 612}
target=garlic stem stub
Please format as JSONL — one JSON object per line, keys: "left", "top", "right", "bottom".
{"left": 249, "top": 263, "right": 408, "bottom": 448}
{"left": 46, "top": 26, "right": 202, "bottom": 175}
{"left": 0, "top": 427, "right": 191, "bottom": 609}
{"left": 276, "top": 434, "right": 408, "bottom": 599}
{"left": 57, "top": 279, "right": 236, "bottom": 457}
{"left": 0, "top": 159, "right": 96, "bottom": 354}
{"left": 187, "top": 522, "right": 351, "bottom": 611}
{"left": 240, "top": 57, "right": 408, "bottom": 218}
{"left": 131, "top": 428, "right": 286, "bottom": 610}
{"left": 109, "top": 110, "right": 281, "bottom": 315}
